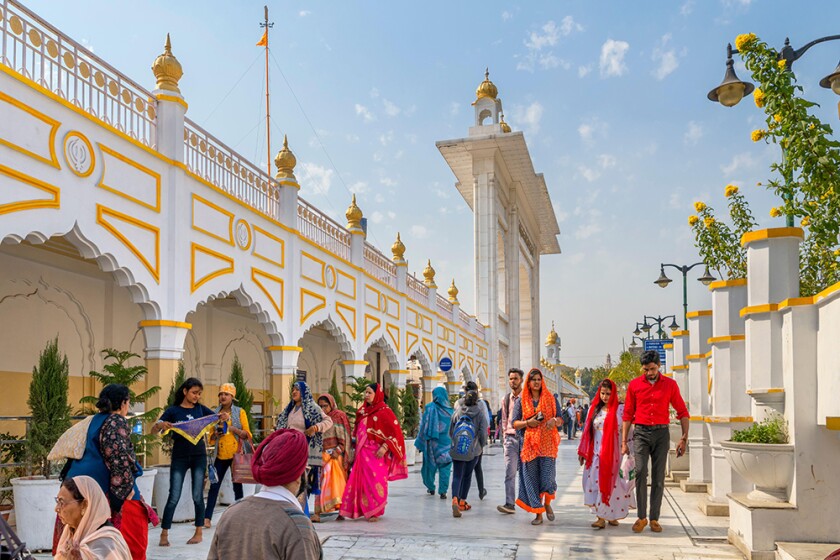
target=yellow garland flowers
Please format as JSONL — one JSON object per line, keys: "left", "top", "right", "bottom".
{"left": 735, "top": 33, "right": 757, "bottom": 51}
{"left": 754, "top": 88, "right": 765, "bottom": 108}
{"left": 694, "top": 201, "right": 706, "bottom": 212}
{"left": 704, "top": 217, "right": 715, "bottom": 228}
{"left": 688, "top": 215, "right": 699, "bottom": 226}
{"left": 801, "top": 216, "right": 811, "bottom": 227}
{"left": 773, "top": 114, "right": 782, "bottom": 123}
{"left": 751, "top": 129, "right": 766, "bottom": 142}
{"left": 778, "top": 59, "right": 787, "bottom": 70}
{"left": 724, "top": 184, "right": 739, "bottom": 198}
{"left": 770, "top": 207, "right": 782, "bottom": 218}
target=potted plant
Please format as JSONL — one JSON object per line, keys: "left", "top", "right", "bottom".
{"left": 11, "top": 338, "right": 72, "bottom": 551}
{"left": 720, "top": 414, "right": 794, "bottom": 503}
{"left": 0, "top": 432, "right": 26, "bottom": 522}
{"left": 400, "top": 385, "right": 420, "bottom": 466}
{"left": 218, "top": 355, "right": 258, "bottom": 504}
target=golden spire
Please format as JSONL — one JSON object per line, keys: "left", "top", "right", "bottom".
{"left": 345, "top": 194, "right": 363, "bottom": 231}
{"left": 475, "top": 67, "right": 498, "bottom": 101}
{"left": 152, "top": 34, "right": 183, "bottom": 93}
{"left": 274, "top": 135, "right": 297, "bottom": 179}
{"left": 500, "top": 113, "right": 511, "bottom": 133}
{"left": 447, "top": 279, "right": 459, "bottom": 304}
{"left": 422, "top": 259, "right": 437, "bottom": 288}
{"left": 545, "top": 320, "right": 559, "bottom": 346}
{"left": 391, "top": 232, "right": 406, "bottom": 263}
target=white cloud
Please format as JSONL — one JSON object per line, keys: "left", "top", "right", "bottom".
{"left": 720, "top": 152, "right": 755, "bottom": 175}
{"left": 370, "top": 211, "right": 384, "bottom": 224}
{"left": 578, "top": 65, "right": 592, "bottom": 78}
{"left": 578, "top": 165, "right": 600, "bottom": 182}
{"left": 374, "top": 193, "right": 386, "bottom": 203}
{"left": 684, "top": 121, "right": 703, "bottom": 145}
{"left": 575, "top": 221, "right": 602, "bottom": 240}
{"left": 387, "top": 211, "right": 396, "bottom": 220}
{"left": 600, "top": 39, "right": 630, "bottom": 78}
{"left": 449, "top": 102, "right": 461, "bottom": 116}
{"left": 410, "top": 225, "right": 429, "bottom": 239}
{"left": 501, "top": 10, "right": 513, "bottom": 21}
{"left": 652, "top": 34, "right": 679, "bottom": 80}
{"left": 577, "top": 118, "right": 607, "bottom": 144}
{"left": 511, "top": 101, "right": 544, "bottom": 133}
{"left": 379, "top": 130, "right": 394, "bottom": 146}
{"left": 298, "top": 10, "right": 311, "bottom": 17}
{"left": 525, "top": 20, "right": 560, "bottom": 51}
{"left": 434, "top": 188, "right": 451, "bottom": 199}
{"left": 355, "top": 104, "right": 375, "bottom": 123}
{"left": 517, "top": 19, "right": 580, "bottom": 72}
{"left": 380, "top": 176, "right": 397, "bottom": 187}
{"left": 680, "top": 0, "right": 694, "bottom": 16}
{"left": 597, "top": 154, "right": 616, "bottom": 169}
{"left": 383, "top": 99, "right": 401, "bottom": 117}
{"left": 369, "top": 87, "right": 380, "bottom": 99}
{"left": 559, "top": 15, "right": 584, "bottom": 36}
{"left": 348, "top": 181, "right": 368, "bottom": 194}
{"left": 298, "top": 162, "right": 333, "bottom": 195}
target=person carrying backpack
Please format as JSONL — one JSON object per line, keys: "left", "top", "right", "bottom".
{"left": 449, "top": 390, "right": 488, "bottom": 518}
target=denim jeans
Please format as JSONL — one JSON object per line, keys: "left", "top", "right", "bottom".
{"left": 474, "top": 454, "right": 485, "bottom": 493}
{"left": 204, "top": 457, "right": 242, "bottom": 521}
{"left": 162, "top": 454, "right": 207, "bottom": 529}
{"left": 502, "top": 434, "right": 521, "bottom": 506}
{"left": 451, "top": 456, "right": 479, "bottom": 501}
{"left": 633, "top": 425, "right": 670, "bottom": 521}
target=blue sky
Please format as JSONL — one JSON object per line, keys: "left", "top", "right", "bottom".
{"left": 26, "top": 0, "right": 840, "bottom": 367}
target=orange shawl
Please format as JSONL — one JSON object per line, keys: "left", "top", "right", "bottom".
{"left": 520, "top": 369, "right": 560, "bottom": 463}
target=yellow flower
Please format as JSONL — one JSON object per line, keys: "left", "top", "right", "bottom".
{"left": 833, "top": 249, "right": 840, "bottom": 257}
{"left": 688, "top": 215, "right": 699, "bottom": 226}
{"left": 704, "top": 217, "right": 715, "bottom": 228}
{"left": 801, "top": 216, "right": 811, "bottom": 227}
{"left": 754, "top": 88, "right": 765, "bottom": 108}
{"left": 724, "top": 185, "right": 739, "bottom": 198}
{"left": 809, "top": 123, "right": 815, "bottom": 130}
{"left": 777, "top": 59, "right": 787, "bottom": 70}
{"left": 694, "top": 201, "right": 706, "bottom": 212}
{"left": 735, "top": 33, "right": 757, "bottom": 51}
{"left": 770, "top": 207, "right": 782, "bottom": 218}
{"left": 751, "top": 129, "right": 766, "bottom": 142}
{"left": 773, "top": 114, "right": 782, "bottom": 123}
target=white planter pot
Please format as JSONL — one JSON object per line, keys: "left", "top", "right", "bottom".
{"left": 720, "top": 441, "right": 794, "bottom": 502}
{"left": 11, "top": 476, "right": 61, "bottom": 552}
{"left": 404, "top": 438, "right": 417, "bottom": 466}
{"left": 152, "top": 465, "right": 196, "bottom": 522}
{"left": 136, "top": 468, "right": 156, "bottom": 505}
{"left": 218, "top": 468, "right": 257, "bottom": 505}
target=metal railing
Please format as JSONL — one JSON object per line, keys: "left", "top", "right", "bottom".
{"left": 0, "top": 0, "right": 157, "bottom": 146}
{"left": 296, "top": 198, "right": 352, "bottom": 260}
{"left": 184, "top": 119, "right": 281, "bottom": 219}
{"left": 406, "top": 273, "right": 428, "bottom": 305}
{"left": 436, "top": 293, "right": 453, "bottom": 315}
{"left": 364, "top": 243, "right": 396, "bottom": 288}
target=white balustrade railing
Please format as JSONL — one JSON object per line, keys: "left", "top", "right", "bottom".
{"left": 406, "top": 273, "right": 428, "bottom": 305}
{"left": 364, "top": 243, "right": 397, "bottom": 288}
{"left": 436, "top": 293, "right": 453, "bottom": 315}
{"left": 1, "top": 0, "right": 156, "bottom": 146}
{"left": 458, "top": 308, "right": 471, "bottom": 329}
{"left": 184, "top": 119, "right": 280, "bottom": 219}
{"left": 297, "top": 198, "right": 351, "bottom": 260}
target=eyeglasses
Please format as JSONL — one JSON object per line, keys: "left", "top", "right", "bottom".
{"left": 54, "top": 497, "right": 82, "bottom": 509}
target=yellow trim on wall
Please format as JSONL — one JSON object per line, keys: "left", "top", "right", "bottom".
{"left": 671, "top": 330, "right": 689, "bottom": 337}
{"left": 704, "top": 416, "right": 753, "bottom": 423}
{"left": 777, "top": 297, "right": 815, "bottom": 310}
{"left": 0, "top": 163, "right": 61, "bottom": 215}
{"left": 138, "top": 320, "right": 192, "bottom": 329}
{"left": 267, "top": 345, "right": 303, "bottom": 352}
{"left": 363, "top": 314, "right": 382, "bottom": 342}
{"left": 685, "top": 354, "right": 706, "bottom": 361}
{"left": 97, "top": 144, "right": 161, "bottom": 212}
{"left": 406, "top": 331, "right": 419, "bottom": 354}
{"left": 386, "top": 323, "right": 400, "bottom": 352}
{"left": 341, "top": 360, "right": 368, "bottom": 365}
{"left": 663, "top": 344, "right": 673, "bottom": 349}
{"left": 686, "top": 310, "right": 712, "bottom": 318}
{"left": 335, "top": 301, "right": 357, "bottom": 339}
{"left": 826, "top": 417, "right": 840, "bottom": 431}
{"left": 689, "top": 416, "right": 704, "bottom": 421}
{"left": 252, "top": 225, "right": 284, "bottom": 268}
{"left": 97, "top": 204, "right": 160, "bottom": 282}
{"left": 63, "top": 131, "right": 95, "bottom": 177}
{"left": 235, "top": 219, "right": 252, "bottom": 251}
{"left": 708, "top": 335, "right": 746, "bottom": 344}
{"left": 190, "top": 242, "right": 234, "bottom": 292}
{"left": 191, "top": 193, "right": 234, "bottom": 245}
{"left": 154, "top": 93, "right": 188, "bottom": 110}
{"left": 0, "top": 90, "right": 61, "bottom": 169}
{"left": 740, "top": 304, "right": 779, "bottom": 318}
{"left": 741, "top": 227, "right": 804, "bottom": 247}
{"left": 335, "top": 268, "right": 356, "bottom": 299}
{"left": 299, "top": 288, "right": 327, "bottom": 326}
{"left": 251, "top": 267, "right": 285, "bottom": 319}
{"left": 747, "top": 388, "right": 784, "bottom": 394}
{"left": 672, "top": 365, "right": 688, "bottom": 371}
{"left": 708, "top": 278, "right": 747, "bottom": 291}
{"left": 300, "top": 251, "right": 326, "bottom": 286}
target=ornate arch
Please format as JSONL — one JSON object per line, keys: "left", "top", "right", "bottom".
{"left": 410, "top": 347, "right": 434, "bottom": 378}
{"left": 297, "top": 315, "right": 355, "bottom": 363}
{"left": 186, "top": 286, "right": 285, "bottom": 347}
{"left": 366, "top": 335, "right": 400, "bottom": 372}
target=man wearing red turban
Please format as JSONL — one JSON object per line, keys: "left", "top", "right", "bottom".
{"left": 207, "top": 429, "right": 322, "bottom": 559}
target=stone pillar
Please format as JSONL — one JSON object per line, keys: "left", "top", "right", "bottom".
{"left": 702, "top": 280, "right": 751, "bottom": 516}
{"left": 389, "top": 369, "right": 409, "bottom": 389}
{"left": 341, "top": 360, "right": 369, "bottom": 398}
{"left": 275, "top": 173, "right": 299, "bottom": 229}
{"left": 421, "top": 374, "right": 445, "bottom": 406}
{"left": 446, "top": 380, "right": 461, "bottom": 397}
{"left": 266, "top": 346, "right": 302, "bottom": 420}
{"left": 682, "top": 311, "right": 712, "bottom": 492}
{"left": 671, "top": 330, "right": 689, "bottom": 399}
{"left": 151, "top": 35, "right": 186, "bottom": 162}
{"left": 742, "top": 228, "right": 803, "bottom": 420}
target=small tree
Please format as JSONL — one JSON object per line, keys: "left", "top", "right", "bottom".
{"left": 341, "top": 376, "right": 373, "bottom": 417}
{"left": 386, "top": 383, "right": 402, "bottom": 424}
{"left": 27, "top": 338, "right": 72, "bottom": 476}
{"left": 399, "top": 386, "right": 419, "bottom": 438}
{"left": 328, "top": 371, "right": 342, "bottom": 408}
{"left": 228, "top": 354, "right": 256, "bottom": 442}
{"left": 161, "top": 361, "right": 186, "bottom": 457}
{"left": 81, "top": 349, "right": 162, "bottom": 457}
{"left": 609, "top": 350, "right": 641, "bottom": 390}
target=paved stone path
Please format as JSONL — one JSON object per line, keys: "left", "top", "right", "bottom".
{"left": 34, "top": 440, "right": 745, "bottom": 559}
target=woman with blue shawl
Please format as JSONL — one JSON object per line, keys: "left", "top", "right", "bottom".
{"left": 415, "top": 386, "right": 454, "bottom": 499}
{"left": 275, "top": 381, "right": 333, "bottom": 522}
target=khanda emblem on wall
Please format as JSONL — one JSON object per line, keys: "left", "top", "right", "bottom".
{"left": 64, "top": 131, "right": 95, "bottom": 178}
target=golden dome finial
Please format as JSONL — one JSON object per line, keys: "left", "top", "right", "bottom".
{"left": 500, "top": 113, "right": 511, "bottom": 133}
{"left": 345, "top": 194, "right": 363, "bottom": 231}
{"left": 274, "top": 134, "right": 297, "bottom": 179}
{"left": 447, "top": 279, "right": 459, "bottom": 304}
{"left": 545, "top": 321, "right": 559, "bottom": 346}
{"left": 422, "top": 259, "right": 437, "bottom": 288}
{"left": 475, "top": 67, "right": 498, "bottom": 101}
{"left": 152, "top": 33, "right": 183, "bottom": 93}
{"left": 391, "top": 232, "right": 406, "bottom": 263}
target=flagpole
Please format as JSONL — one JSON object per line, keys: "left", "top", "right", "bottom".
{"left": 261, "top": 6, "right": 273, "bottom": 177}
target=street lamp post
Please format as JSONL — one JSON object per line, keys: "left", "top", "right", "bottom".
{"left": 654, "top": 263, "right": 716, "bottom": 328}
{"left": 708, "top": 36, "right": 840, "bottom": 227}
{"left": 634, "top": 315, "right": 680, "bottom": 340}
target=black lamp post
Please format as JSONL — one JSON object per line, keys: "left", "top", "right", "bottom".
{"left": 708, "top": 36, "right": 840, "bottom": 227}
{"left": 655, "top": 263, "right": 716, "bottom": 328}
{"left": 635, "top": 314, "right": 680, "bottom": 341}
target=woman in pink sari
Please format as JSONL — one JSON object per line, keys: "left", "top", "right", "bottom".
{"left": 339, "top": 383, "right": 407, "bottom": 521}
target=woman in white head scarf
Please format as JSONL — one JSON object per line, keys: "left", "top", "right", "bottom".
{"left": 55, "top": 475, "right": 131, "bottom": 560}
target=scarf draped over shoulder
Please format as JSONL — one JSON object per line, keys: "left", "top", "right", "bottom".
{"left": 520, "top": 369, "right": 560, "bottom": 463}
{"left": 355, "top": 383, "right": 406, "bottom": 461}
{"left": 276, "top": 381, "right": 323, "bottom": 449}
{"left": 55, "top": 475, "right": 131, "bottom": 560}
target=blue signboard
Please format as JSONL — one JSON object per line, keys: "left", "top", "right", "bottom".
{"left": 439, "top": 356, "right": 453, "bottom": 372}
{"left": 643, "top": 339, "right": 672, "bottom": 371}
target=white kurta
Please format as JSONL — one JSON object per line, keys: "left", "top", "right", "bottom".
{"left": 581, "top": 404, "right": 636, "bottom": 520}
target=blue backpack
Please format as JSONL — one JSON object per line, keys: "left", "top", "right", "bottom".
{"left": 453, "top": 415, "right": 476, "bottom": 455}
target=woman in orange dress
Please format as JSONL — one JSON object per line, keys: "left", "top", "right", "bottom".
{"left": 317, "top": 394, "right": 352, "bottom": 519}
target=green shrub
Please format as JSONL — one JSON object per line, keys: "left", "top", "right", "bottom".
{"left": 731, "top": 414, "right": 789, "bottom": 444}
{"left": 27, "top": 338, "right": 72, "bottom": 476}
{"left": 228, "top": 354, "right": 256, "bottom": 441}
{"left": 399, "top": 386, "right": 419, "bottom": 438}
{"left": 160, "top": 361, "right": 186, "bottom": 457}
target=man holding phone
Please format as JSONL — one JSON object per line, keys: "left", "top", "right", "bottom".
{"left": 621, "top": 350, "right": 689, "bottom": 534}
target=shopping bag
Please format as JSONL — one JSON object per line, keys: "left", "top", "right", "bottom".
{"left": 617, "top": 453, "right": 636, "bottom": 496}
{"left": 231, "top": 439, "right": 257, "bottom": 484}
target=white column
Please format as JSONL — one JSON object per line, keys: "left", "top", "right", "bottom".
{"left": 683, "top": 311, "right": 712, "bottom": 490}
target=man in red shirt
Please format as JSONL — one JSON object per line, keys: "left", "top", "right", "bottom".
{"left": 621, "top": 350, "right": 689, "bottom": 534}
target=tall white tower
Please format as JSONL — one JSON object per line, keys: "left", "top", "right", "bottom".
{"left": 437, "top": 70, "right": 561, "bottom": 396}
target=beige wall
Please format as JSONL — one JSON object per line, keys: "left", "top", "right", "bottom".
{"left": 297, "top": 327, "right": 345, "bottom": 398}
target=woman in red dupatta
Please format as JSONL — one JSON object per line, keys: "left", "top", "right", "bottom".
{"left": 511, "top": 368, "right": 563, "bottom": 525}
{"left": 339, "top": 383, "right": 407, "bottom": 521}
{"left": 577, "top": 378, "right": 635, "bottom": 528}
{"left": 316, "top": 393, "right": 352, "bottom": 518}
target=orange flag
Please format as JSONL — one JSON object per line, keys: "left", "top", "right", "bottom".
{"left": 256, "top": 30, "right": 268, "bottom": 47}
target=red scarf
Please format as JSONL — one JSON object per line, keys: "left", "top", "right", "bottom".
{"left": 355, "top": 384, "right": 406, "bottom": 460}
{"left": 577, "top": 379, "right": 619, "bottom": 505}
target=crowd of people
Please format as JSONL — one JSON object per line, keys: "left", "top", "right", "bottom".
{"left": 45, "top": 349, "right": 690, "bottom": 559}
